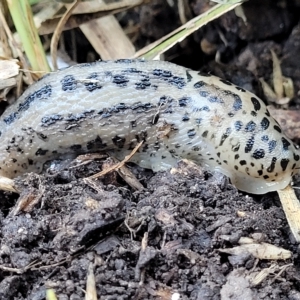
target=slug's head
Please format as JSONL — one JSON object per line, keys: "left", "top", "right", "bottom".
{"left": 226, "top": 140, "right": 300, "bottom": 194}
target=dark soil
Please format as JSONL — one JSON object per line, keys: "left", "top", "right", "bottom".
{"left": 2, "top": 0, "right": 300, "bottom": 299}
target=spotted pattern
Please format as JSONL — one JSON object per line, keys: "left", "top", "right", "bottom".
{"left": 0, "top": 60, "right": 299, "bottom": 195}
{"left": 61, "top": 75, "right": 77, "bottom": 91}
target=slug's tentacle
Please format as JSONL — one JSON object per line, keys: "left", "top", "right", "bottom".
{"left": 0, "top": 59, "right": 299, "bottom": 194}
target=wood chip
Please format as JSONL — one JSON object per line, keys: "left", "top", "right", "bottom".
{"left": 277, "top": 184, "right": 300, "bottom": 242}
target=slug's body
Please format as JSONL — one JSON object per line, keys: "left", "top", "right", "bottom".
{"left": 0, "top": 59, "right": 299, "bottom": 194}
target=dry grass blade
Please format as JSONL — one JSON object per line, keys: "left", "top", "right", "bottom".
{"left": 277, "top": 185, "right": 300, "bottom": 242}
{"left": 0, "top": 6, "right": 32, "bottom": 84}
{"left": 134, "top": 1, "right": 244, "bottom": 59}
{"left": 50, "top": 0, "right": 79, "bottom": 70}
{"left": 87, "top": 141, "right": 143, "bottom": 179}
{"left": 0, "top": 176, "right": 18, "bottom": 193}
{"left": 116, "top": 163, "right": 144, "bottom": 191}
{"left": 271, "top": 50, "right": 283, "bottom": 99}
{"left": 38, "top": 0, "right": 150, "bottom": 35}
{"left": 46, "top": 289, "right": 58, "bottom": 300}
{"left": 33, "top": 2, "right": 63, "bottom": 29}
{"left": 80, "top": 0, "right": 135, "bottom": 60}
{"left": 7, "top": 0, "right": 49, "bottom": 73}
{"left": 85, "top": 262, "right": 97, "bottom": 300}
{"left": 259, "top": 78, "right": 278, "bottom": 103}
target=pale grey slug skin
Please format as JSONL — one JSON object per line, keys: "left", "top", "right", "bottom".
{"left": 0, "top": 59, "right": 299, "bottom": 194}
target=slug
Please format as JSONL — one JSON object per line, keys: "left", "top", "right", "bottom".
{"left": 0, "top": 59, "right": 299, "bottom": 194}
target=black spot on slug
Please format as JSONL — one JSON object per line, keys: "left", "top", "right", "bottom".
{"left": 274, "top": 125, "right": 282, "bottom": 133}
{"left": 4, "top": 85, "right": 53, "bottom": 125}
{"left": 267, "top": 157, "right": 277, "bottom": 173}
{"left": 112, "top": 135, "right": 126, "bottom": 149}
{"left": 268, "top": 140, "right": 277, "bottom": 153}
{"left": 208, "top": 95, "right": 224, "bottom": 104}
{"left": 130, "top": 121, "right": 137, "bottom": 129}
{"left": 260, "top": 117, "right": 270, "bottom": 130}
{"left": 112, "top": 75, "right": 129, "bottom": 87}
{"left": 245, "top": 136, "right": 255, "bottom": 153}
{"left": 234, "top": 120, "right": 243, "bottom": 131}
{"left": 153, "top": 69, "right": 186, "bottom": 88}
{"left": 257, "top": 170, "right": 263, "bottom": 176}
{"left": 244, "top": 121, "right": 256, "bottom": 132}
{"left": 199, "top": 90, "right": 209, "bottom": 97}
{"left": 28, "top": 159, "right": 33, "bottom": 165}
{"left": 232, "top": 143, "right": 240, "bottom": 152}
{"left": 261, "top": 135, "right": 269, "bottom": 142}
{"left": 186, "top": 70, "right": 193, "bottom": 82}
{"left": 135, "top": 131, "right": 148, "bottom": 142}
{"left": 61, "top": 75, "right": 77, "bottom": 91}
{"left": 280, "top": 158, "right": 289, "bottom": 171}
{"left": 294, "top": 153, "right": 300, "bottom": 161}
{"left": 263, "top": 175, "right": 269, "bottom": 179}
{"left": 153, "top": 142, "right": 160, "bottom": 150}
{"left": 135, "top": 81, "right": 151, "bottom": 90}
{"left": 236, "top": 86, "right": 246, "bottom": 92}
{"left": 115, "top": 59, "right": 134, "bottom": 64}
{"left": 135, "top": 75, "right": 151, "bottom": 90}
{"left": 194, "top": 81, "right": 206, "bottom": 89}
{"left": 251, "top": 97, "right": 261, "bottom": 111}
{"left": 199, "top": 106, "right": 210, "bottom": 112}
{"left": 252, "top": 148, "right": 265, "bottom": 159}
{"left": 168, "top": 76, "right": 186, "bottom": 89}
{"left": 195, "top": 118, "right": 202, "bottom": 126}
{"left": 232, "top": 95, "right": 242, "bottom": 111}
{"left": 202, "top": 130, "right": 208, "bottom": 138}
{"left": 178, "top": 97, "right": 192, "bottom": 107}
{"left": 235, "top": 154, "right": 239, "bottom": 160}
{"left": 4, "top": 112, "right": 19, "bottom": 125}
{"left": 41, "top": 114, "right": 63, "bottom": 127}
{"left": 87, "top": 136, "right": 107, "bottom": 150}
{"left": 36, "top": 132, "right": 48, "bottom": 141}
{"left": 84, "top": 73, "right": 102, "bottom": 92}
{"left": 198, "top": 71, "right": 211, "bottom": 77}
{"left": 153, "top": 69, "right": 172, "bottom": 77}
{"left": 220, "top": 79, "right": 232, "bottom": 86}
{"left": 182, "top": 115, "right": 190, "bottom": 121}
{"left": 282, "top": 137, "right": 291, "bottom": 151}
{"left": 70, "top": 144, "right": 82, "bottom": 151}
{"left": 19, "top": 85, "right": 52, "bottom": 112}
{"left": 131, "top": 102, "right": 154, "bottom": 113}
{"left": 35, "top": 148, "right": 48, "bottom": 156}
{"left": 187, "top": 129, "right": 196, "bottom": 138}
{"left": 122, "top": 67, "right": 142, "bottom": 74}
{"left": 240, "top": 160, "right": 247, "bottom": 166}
{"left": 138, "top": 143, "right": 147, "bottom": 152}
{"left": 219, "top": 128, "right": 232, "bottom": 146}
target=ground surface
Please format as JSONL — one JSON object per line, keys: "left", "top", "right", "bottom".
{"left": 2, "top": 0, "right": 300, "bottom": 299}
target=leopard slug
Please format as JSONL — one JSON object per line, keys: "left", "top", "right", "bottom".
{"left": 0, "top": 59, "right": 299, "bottom": 194}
